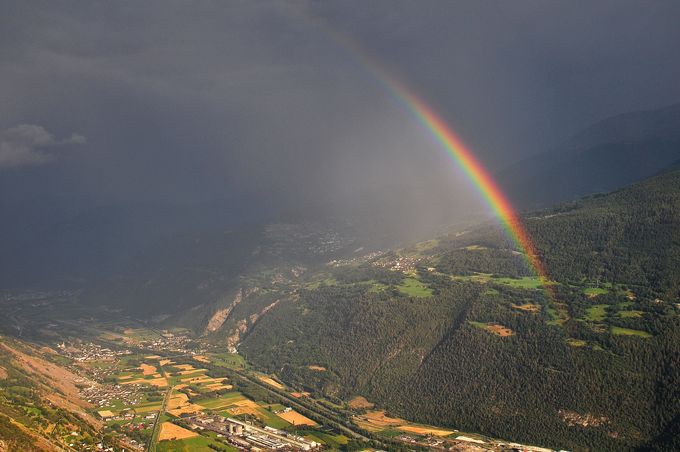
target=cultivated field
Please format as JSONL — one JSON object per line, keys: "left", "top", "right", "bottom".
{"left": 398, "top": 425, "right": 456, "bottom": 436}
{"left": 167, "top": 392, "right": 203, "bottom": 416}
{"left": 258, "top": 375, "right": 285, "bottom": 389}
{"left": 158, "top": 422, "right": 198, "bottom": 441}
{"left": 355, "top": 410, "right": 405, "bottom": 431}
{"left": 277, "top": 409, "right": 317, "bottom": 426}
{"left": 140, "top": 363, "right": 157, "bottom": 375}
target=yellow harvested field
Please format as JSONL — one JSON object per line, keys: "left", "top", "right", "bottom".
{"left": 173, "top": 364, "right": 196, "bottom": 371}
{"left": 140, "top": 363, "right": 157, "bottom": 375}
{"left": 178, "top": 368, "right": 207, "bottom": 375}
{"left": 229, "top": 405, "right": 260, "bottom": 416}
{"left": 227, "top": 398, "right": 261, "bottom": 416}
{"left": 193, "top": 355, "right": 210, "bottom": 363}
{"left": 291, "top": 392, "right": 310, "bottom": 398}
{"left": 180, "top": 375, "right": 220, "bottom": 384}
{"left": 158, "top": 422, "right": 198, "bottom": 441}
{"left": 365, "top": 410, "right": 404, "bottom": 425}
{"left": 205, "top": 377, "right": 227, "bottom": 383}
{"left": 308, "top": 365, "right": 326, "bottom": 371}
{"left": 258, "top": 375, "right": 284, "bottom": 389}
{"left": 167, "top": 392, "right": 204, "bottom": 416}
{"left": 486, "top": 323, "right": 514, "bottom": 337}
{"left": 97, "top": 410, "right": 114, "bottom": 418}
{"left": 0, "top": 366, "right": 6, "bottom": 379}
{"left": 204, "top": 384, "right": 233, "bottom": 391}
{"left": 120, "top": 377, "right": 167, "bottom": 387}
{"left": 145, "top": 355, "right": 161, "bottom": 359}
{"left": 348, "top": 396, "right": 374, "bottom": 409}
{"left": 167, "top": 393, "right": 188, "bottom": 410}
{"left": 398, "top": 425, "right": 455, "bottom": 437}
{"left": 277, "top": 409, "right": 317, "bottom": 426}
{"left": 511, "top": 303, "right": 541, "bottom": 313}
{"left": 355, "top": 411, "right": 405, "bottom": 431}
{"left": 159, "top": 359, "right": 174, "bottom": 366}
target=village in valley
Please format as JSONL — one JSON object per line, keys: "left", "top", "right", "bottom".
{"left": 56, "top": 326, "right": 557, "bottom": 452}
{"left": 0, "top": 298, "right": 562, "bottom": 452}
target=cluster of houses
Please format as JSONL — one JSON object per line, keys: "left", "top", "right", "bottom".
{"left": 57, "top": 341, "right": 132, "bottom": 363}
{"left": 82, "top": 382, "right": 145, "bottom": 412}
{"left": 327, "top": 250, "right": 385, "bottom": 268}
{"left": 138, "top": 331, "right": 199, "bottom": 353}
{"left": 373, "top": 254, "right": 421, "bottom": 272}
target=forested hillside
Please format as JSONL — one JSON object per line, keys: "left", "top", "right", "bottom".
{"left": 237, "top": 169, "right": 680, "bottom": 451}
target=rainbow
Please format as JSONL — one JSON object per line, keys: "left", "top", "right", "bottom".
{"left": 389, "top": 83, "right": 552, "bottom": 291}
{"left": 292, "top": 7, "right": 553, "bottom": 295}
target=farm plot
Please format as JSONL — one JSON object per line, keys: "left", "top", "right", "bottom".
{"left": 398, "top": 425, "right": 456, "bottom": 437}
{"left": 158, "top": 422, "right": 198, "bottom": 441}
{"left": 167, "top": 393, "right": 203, "bottom": 416}
{"left": 258, "top": 375, "right": 285, "bottom": 389}
{"left": 354, "top": 410, "right": 405, "bottom": 432}
{"left": 276, "top": 409, "right": 317, "bottom": 426}
{"left": 195, "top": 392, "right": 247, "bottom": 410}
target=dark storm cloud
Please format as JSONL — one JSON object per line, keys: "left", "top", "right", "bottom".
{"left": 0, "top": 0, "right": 678, "bottom": 219}
{"left": 306, "top": 0, "right": 680, "bottom": 164}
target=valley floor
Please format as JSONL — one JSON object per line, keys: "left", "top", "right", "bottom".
{"left": 0, "top": 297, "right": 560, "bottom": 451}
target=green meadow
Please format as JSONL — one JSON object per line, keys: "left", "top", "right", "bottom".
{"left": 398, "top": 277, "right": 433, "bottom": 297}
{"left": 584, "top": 304, "right": 608, "bottom": 322}
{"left": 611, "top": 326, "right": 652, "bottom": 338}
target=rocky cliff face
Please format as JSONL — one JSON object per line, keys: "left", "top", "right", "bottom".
{"left": 203, "top": 288, "right": 242, "bottom": 335}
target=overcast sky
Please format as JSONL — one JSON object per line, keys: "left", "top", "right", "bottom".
{"left": 1, "top": 0, "right": 679, "bottom": 221}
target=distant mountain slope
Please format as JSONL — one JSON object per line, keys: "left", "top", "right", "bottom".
{"left": 498, "top": 102, "right": 680, "bottom": 208}
{"left": 236, "top": 169, "right": 680, "bottom": 451}
{"left": 86, "top": 219, "right": 364, "bottom": 319}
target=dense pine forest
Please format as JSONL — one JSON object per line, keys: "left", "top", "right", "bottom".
{"left": 239, "top": 169, "right": 680, "bottom": 451}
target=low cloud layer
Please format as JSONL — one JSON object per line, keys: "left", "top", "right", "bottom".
{"left": 0, "top": 124, "right": 85, "bottom": 169}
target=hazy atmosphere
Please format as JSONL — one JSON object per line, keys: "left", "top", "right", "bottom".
{"left": 1, "top": 3, "right": 680, "bottom": 451}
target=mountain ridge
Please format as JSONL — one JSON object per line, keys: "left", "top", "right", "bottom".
{"left": 497, "top": 102, "right": 680, "bottom": 208}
